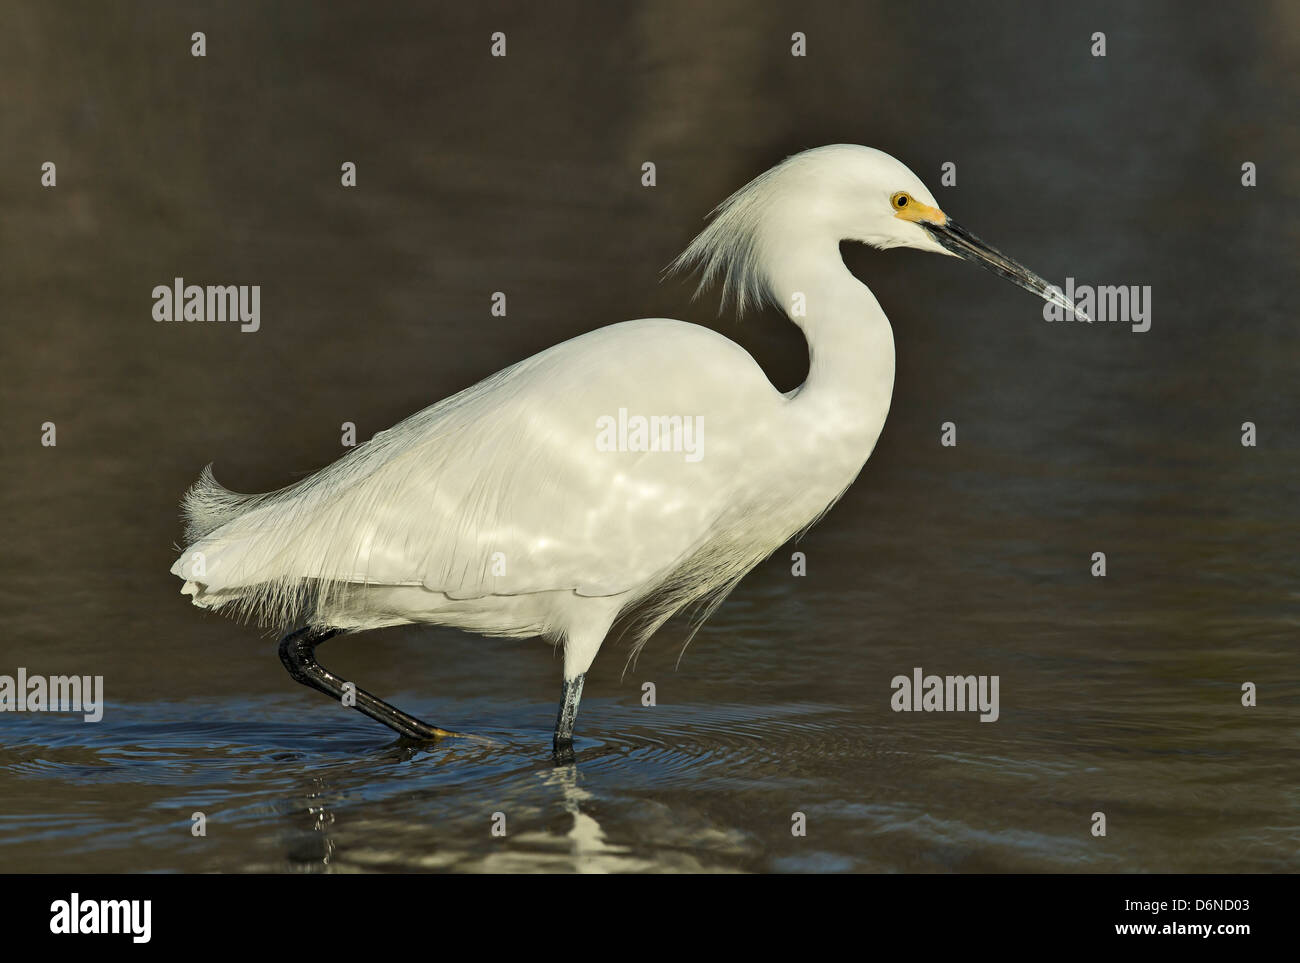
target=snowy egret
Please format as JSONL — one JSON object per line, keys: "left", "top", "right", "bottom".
{"left": 170, "top": 144, "right": 1086, "bottom": 753}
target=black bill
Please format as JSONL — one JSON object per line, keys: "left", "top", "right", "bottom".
{"left": 923, "top": 219, "right": 1090, "bottom": 322}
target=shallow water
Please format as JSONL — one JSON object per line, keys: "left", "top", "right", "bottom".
{"left": 2, "top": 1, "right": 1298, "bottom": 872}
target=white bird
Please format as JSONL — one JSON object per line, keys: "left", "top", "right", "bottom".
{"left": 170, "top": 144, "right": 1085, "bottom": 754}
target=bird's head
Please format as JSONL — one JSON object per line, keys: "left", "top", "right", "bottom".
{"left": 835, "top": 146, "right": 1088, "bottom": 321}
{"left": 672, "top": 144, "right": 1089, "bottom": 321}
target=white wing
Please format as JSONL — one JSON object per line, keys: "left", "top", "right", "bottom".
{"left": 172, "top": 319, "right": 785, "bottom": 619}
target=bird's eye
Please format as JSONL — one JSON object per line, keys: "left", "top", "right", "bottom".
{"left": 892, "top": 192, "right": 911, "bottom": 209}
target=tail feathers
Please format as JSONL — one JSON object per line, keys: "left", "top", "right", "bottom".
{"left": 172, "top": 464, "right": 382, "bottom": 630}
{"left": 174, "top": 465, "right": 299, "bottom": 626}
{"left": 180, "top": 464, "right": 264, "bottom": 543}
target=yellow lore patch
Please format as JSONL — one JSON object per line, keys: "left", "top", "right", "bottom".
{"left": 891, "top": 192, "right": 947, "bottom": 225}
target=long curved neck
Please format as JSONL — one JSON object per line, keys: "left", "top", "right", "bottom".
{"left": 767, "top": 238, "right": 896, "bottom": 437}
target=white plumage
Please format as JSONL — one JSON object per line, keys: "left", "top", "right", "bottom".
{"left": 171, "top": 145, "right": 1081, "bottom": 743}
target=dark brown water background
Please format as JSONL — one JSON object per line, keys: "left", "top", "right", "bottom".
{"left": 1, "top": 0, "right": 1296, "bottom": 871}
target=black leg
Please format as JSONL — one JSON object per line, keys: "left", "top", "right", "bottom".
{"left": 278, "top": 626, "right": 461, "bottom": 741}
{"left": 552, "top": 673, "right": 585, "bottom": 759}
